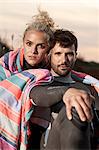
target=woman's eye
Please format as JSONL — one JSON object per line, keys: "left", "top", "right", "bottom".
{"left": 26, "top": 41, "right": 32, "bottom": 47}
{"left": 37, "top": 44, "right": 46, "bottom": 49}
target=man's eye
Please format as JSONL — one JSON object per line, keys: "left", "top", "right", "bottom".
{"left": 26, "top": 42, "right": 32, "bottom": 47}
{"left": 55, "top": 52, "right": 61, "bottom": 55}
{"left": 67, "top": 53, "right": 74, "bottom": 56}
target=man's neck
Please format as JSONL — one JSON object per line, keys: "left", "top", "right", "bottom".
{"left": 51, "top": 70, "right": 75, "bottom": 83}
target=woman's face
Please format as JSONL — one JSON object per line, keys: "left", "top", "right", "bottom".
{"left": 23, "top": 30, "right": 48, "bottom": 67}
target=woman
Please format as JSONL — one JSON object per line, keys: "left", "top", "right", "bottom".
{"left": 0, "top": 10, "right": 55, "bottom": 150}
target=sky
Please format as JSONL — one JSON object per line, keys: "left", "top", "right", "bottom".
{"left": 0, "top": 0, "right": 99, "bottom": 62}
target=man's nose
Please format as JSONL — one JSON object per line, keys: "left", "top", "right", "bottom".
{"left": 62, "top": 54, "right": 68, "bottom": 63}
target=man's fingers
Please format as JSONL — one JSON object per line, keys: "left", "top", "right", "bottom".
{"left": 64, "top": 96, "right": 87, "bottom": 121}
{"left": 72, "top": 101, "right": 87, "bottom": 121}
{"left": 63, "top": 88, "right": 94, "bottom": 122}
{"left": 79, "top": 100, "right": 93, "bottom": 121}
{"left": 75, "top": 96, "right": 93, "bottom": 121}
{"left": 66, "top": 104, "right": 72, "bottom": 120}
{"left": 81, "top": 93, "right": 95, "bottom": 109}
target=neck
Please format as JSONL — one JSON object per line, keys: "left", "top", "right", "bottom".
{"left": 51, "top": 69, "right": 74, "bottom": 83}
{"left": 23, "top": 58, "right": 48, "bottom": 70}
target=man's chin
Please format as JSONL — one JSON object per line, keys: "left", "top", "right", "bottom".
{"left": 57, "top": 70, "right": 70, "bottom": 76}
{"left": 62, "top": 68, "right": 71, "bottom": 73}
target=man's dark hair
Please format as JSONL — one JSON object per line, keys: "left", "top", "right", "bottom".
{"left": 54, "top": 29, "right": 78, "bottom": 51}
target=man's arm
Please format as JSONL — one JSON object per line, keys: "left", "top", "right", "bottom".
{"left": 30, "top": 83, "right": 94, "bottom": 122}
{"left": 30, "top": 85, "right": 68, "bottom": 107}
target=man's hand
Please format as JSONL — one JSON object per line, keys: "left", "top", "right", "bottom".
{"left": 63, "top": 88, "right": 95, "bottom": 122}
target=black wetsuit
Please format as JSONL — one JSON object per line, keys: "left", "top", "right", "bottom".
{"left": 29, "top": 76, "right": 98, "bottom": 150}
{"left": 23, "top": 60, "right": 99, "bottom": 149}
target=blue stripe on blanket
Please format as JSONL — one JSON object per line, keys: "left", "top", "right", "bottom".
{"left": 0, "top": 87, "right": 21, "bottom": 111}
{"left": 7, "top": 75, "right": 30, "bottom": 89}
{"left": 21, "top": 71, "right": 36, "bottom": 80}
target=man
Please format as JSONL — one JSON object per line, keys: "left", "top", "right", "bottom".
{"left": 30, "top": 29, "right": 99, "bottom": 149}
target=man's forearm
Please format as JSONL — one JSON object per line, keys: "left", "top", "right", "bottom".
{"left": 30, "top": 85, "right": 69, "bottom": 107}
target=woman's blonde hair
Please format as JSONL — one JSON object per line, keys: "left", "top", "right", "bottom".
{"left": 23, "top": 9, "right": 56, "bottom": 53}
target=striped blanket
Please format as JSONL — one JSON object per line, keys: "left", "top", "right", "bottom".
{"left": 0, "top": 49, "right": 99, "bottom": 150}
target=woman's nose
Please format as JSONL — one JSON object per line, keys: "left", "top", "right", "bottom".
{"left": 31, "top": 46, "right": 38, "bottom": 54}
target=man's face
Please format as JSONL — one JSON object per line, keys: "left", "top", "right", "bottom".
{"left": 23, "top": 30, "right": 48, "bottom": 67}
{"left": 51, "top": 43, "right": 77, "bottom": 76}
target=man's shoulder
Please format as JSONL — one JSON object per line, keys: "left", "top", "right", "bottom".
{"left": 72, "top": 81, "right": 98, "bottom": 96}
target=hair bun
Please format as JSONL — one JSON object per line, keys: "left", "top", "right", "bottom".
{"left": 31, "top": 9, "right": 58, "bottom": 30}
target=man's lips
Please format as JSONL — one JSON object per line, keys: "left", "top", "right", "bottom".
{"left": 59, "top": 64, "right": 70, "bottom": 69}
{"left": 58, "top": 65, "right": 72, "bottom": 71}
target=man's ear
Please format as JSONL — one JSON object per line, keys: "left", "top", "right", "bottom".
{"left": 76, "top": 51, "right": 77, "bottom": 56}
{"left": 43, "top": 53, "right": 50, "bottom": 65}
{"left": 75, "top": 51, "right": 77, "bottom": 61}
{"left": 48, "top": 52, "right": 51, "bottom": 61}
{"left": 44, "top": 53, "right": 48, "bottom": 63}
{"left": 44, "top": 52, "right": 51, "bottom": 69}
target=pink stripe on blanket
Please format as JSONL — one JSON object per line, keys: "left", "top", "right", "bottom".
{"left": 9, "top": 50, "right": 19, "bottom": 72}
{"left": 0, "top": 138, "right": 16, "bottom": 150}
